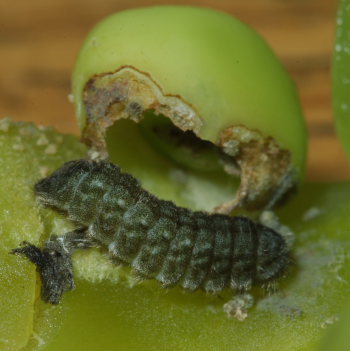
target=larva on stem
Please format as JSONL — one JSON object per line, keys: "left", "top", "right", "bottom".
{"left": 12, "top": 159, "right": 290, "bottom": 318}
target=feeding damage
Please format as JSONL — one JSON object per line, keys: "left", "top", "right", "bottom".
{"left": 217, "top": 126, "right": 295, "bottom": 212}
{"left": 83, "top": 66, "right": 202, "bottom": 159}
{"left": 82, "top": 66, "right": 296, "bottom": 212}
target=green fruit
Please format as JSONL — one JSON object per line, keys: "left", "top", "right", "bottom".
{"left": 72, "top": 6, "right": 307, "bottom": 212}
{"left": 333, "top": 0, "right": 350, "bottom": 160}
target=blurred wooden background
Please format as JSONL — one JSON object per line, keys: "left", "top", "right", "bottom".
{"left": 1, "top": 0, "right": 350, "bottom": 181}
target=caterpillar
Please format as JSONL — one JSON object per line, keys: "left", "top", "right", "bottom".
{"left": 12, "top": 159, "right": 289, "bottom": 312}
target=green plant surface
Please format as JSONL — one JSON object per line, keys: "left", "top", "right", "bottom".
{"left": 333, "top": 0, "right": 350, "bottom": 160}
{"left": 1, "top": 119, "right": 349, "bottom": 351}
{"left": 318, "top": 301, "right": 350, "bottom": 351}
{"left": 0, "top": 119, "right": 86, "bottom": 351}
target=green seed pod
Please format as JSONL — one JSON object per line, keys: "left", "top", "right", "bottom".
{"left": 333, "top": 0, "right": 350, "bottom": 160}
{"left": 72, "top": 5, "right": 307, "bottom": 212}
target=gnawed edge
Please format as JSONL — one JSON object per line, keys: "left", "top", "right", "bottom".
{"left": 82, "top": 66, "right": 296, "bottom": 212}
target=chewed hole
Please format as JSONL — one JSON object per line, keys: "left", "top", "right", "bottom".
{"left": 139, "top": 111, "right": 239, "bottom": 174}
{"left": 82, "top": 66, "right": 295, "bottom": 212}
{"left": 105, "top": 111, "right": 241, "bottom": 212}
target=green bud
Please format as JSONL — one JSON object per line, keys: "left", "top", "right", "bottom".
{"left": 72, "top": 6, "right": 307, "bottom": 212}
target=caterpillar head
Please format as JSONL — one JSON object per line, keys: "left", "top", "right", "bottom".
{"left": 35, "top": 159, "right": 123, "bottom": 210}
{"left": 35, "top": 160, "right": 93, "bottom": 209}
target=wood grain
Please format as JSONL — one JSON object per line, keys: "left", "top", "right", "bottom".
{"left": 1, "top": 0, "right": 349, "bottom": 181}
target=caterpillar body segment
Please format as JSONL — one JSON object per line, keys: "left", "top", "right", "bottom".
{"left": 13, "top": 159, "right": 289, "bottom": 310}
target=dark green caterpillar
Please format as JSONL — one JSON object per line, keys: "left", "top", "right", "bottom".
{"left": 12, "top": 159, "right": 289, "bottom": 305}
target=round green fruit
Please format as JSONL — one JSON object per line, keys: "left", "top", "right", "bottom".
{"left": 72, "top": 6, "right": 307, "bottom": 212}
